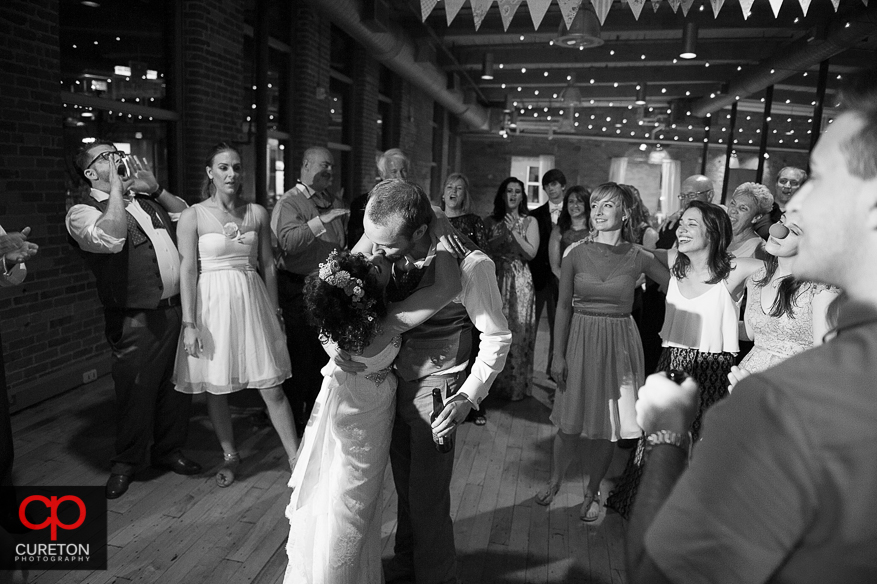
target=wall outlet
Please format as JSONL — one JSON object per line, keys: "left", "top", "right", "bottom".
{"left": 82, "top": 369, "right": 98, "bottom": 384}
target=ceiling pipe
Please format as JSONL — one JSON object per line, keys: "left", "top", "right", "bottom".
{"left": 690, "top": 3, "right": 877, "bottom": 118}
{"left": 304, "top": 0, "right": 490, "bottom": 130}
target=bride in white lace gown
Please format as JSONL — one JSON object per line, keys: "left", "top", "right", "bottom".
{"left": 284, "top": 248, "right": 460, "bottom": 584}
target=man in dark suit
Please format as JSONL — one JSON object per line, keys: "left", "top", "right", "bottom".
{"left": 529, "top": 168, "right": 566, "bottom": 377}
{"left": 67, "top": 141, "right": 201, "bottom": 499}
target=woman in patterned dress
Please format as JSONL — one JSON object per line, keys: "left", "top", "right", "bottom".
{"left": 484, "top": 177, "right": 539, "bottom": 401}
{"left": 728, "top": 215, "right": 839, "bottom": 387}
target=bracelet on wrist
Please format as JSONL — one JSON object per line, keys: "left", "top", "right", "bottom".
{"left": 645, "top": 430, "right": 692, "bottom": 457}
{"left": 151, "top": 184, "right": 163, "bottom": 198}
{"left": 182, "top": 321, "right": 197, "bottom": 329}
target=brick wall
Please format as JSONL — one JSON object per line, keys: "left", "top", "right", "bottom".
{"left": 459, "top": 135, "right": 808, "bottom": 218}
{"left": 181, "top": 0, "right": 245, "bottom": 200}
{"left": 0, "top": 0, "right": 109, "bottom": 410}
{"left": 396, "top": 83, "right": 436, "bottom": 196}
{"left": 351, "top": 51, "right": 379, "bottom": 197}
{"left": 288, "top": 3, "right": 331, "bottom": 169}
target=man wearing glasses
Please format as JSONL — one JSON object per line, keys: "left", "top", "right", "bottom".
{"left": 67, "top": 140, "right": 199, "bottom": 499}
{"left": 271, "top": 146, "right": 349, "bottom": 433}
{"left": 655, "top": 174, "right": 715, "bottom": 248}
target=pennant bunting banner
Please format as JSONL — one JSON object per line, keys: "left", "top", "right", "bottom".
{"left": 529, "top": 0, "right": 552, "bottom": 29}
{"left": 681, "top": 0, "right": 696, "bottom": 14}
{"left": 420, "top": 0, "right": 438, "bottom": 21}
{"left": 471, "top": 0, "right": 494, "bottom": 30}
{"left": 497, "top": 0, "right": 524, "bottom": 30}
{"left": 558, "top": 0, "right": 583, "bottom": 29}
{"left": 798, "top": 0, "right": 812, "bottom": 15}
{"left": 652, "top": 0, "right": 662, "bottom": 12}
{"left": 591, "top": 0, "right": 613, "bottom": 24}
{"left": 444, "top": 0, "right": 466, "bottom": 27}
{"left": 710, "top": 0, "right": 725, "bottom": 17}
{"left": 668, "top": 0, "right": 682, "bottom": 12}
{"left": 739, "top": 0, "right": 755, "bottom": 18}
{"left": 768, "top": 0, "right": 783, "bottom": 16}
{"left": 830, "top": 0, "right": 840, "bottom": 9}
{"left": 628, "top": 0, "right": 647, "bottom": 20}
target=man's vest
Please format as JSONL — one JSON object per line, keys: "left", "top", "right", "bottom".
{"left": 68, "top": 196, "right": 177, "bottom": 310}
{"left": 390, "top": 247, "right": 474, "bottom": 383}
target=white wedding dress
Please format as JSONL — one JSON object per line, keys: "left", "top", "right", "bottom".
{"left": 284, "top": 339, "right": 400, "bottom": 584}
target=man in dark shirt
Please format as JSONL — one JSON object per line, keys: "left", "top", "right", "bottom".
{"left": 346, "top": 148, "right": 410, "bottom": 248}
{"left": 627, "top": 69, "right": 877, "bottom": 584}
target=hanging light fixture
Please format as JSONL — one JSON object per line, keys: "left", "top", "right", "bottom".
{"left": 680, "top": 22, "right": 698, "bottom": 59}
{"left": 554, "top": 5, "right": 603, "bottom": 49}
{"left": 481, "top": 52, "right": 494, "bottom": 80}
{"left": 560, "top": 73, "right": 583, "bottom": 106}
{"left": 635, "top": 83, "right": 647, "bottom": 106}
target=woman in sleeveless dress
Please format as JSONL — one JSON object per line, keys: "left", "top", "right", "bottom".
{"left": 535, "top": 183, "right": 669, "bottom": 522}
{"left": 285, "top": 246, "right": 461, "bottom": 584}
{"left": 729, "top": 216, "right": 839, "bottom": 387}
{"left": 548, "top": 185, "right": 591, "bottom": 281}
{"left": 173, "top": 142, "right": 300, "bottom": 486}
{"left": 607, "top": 200, "right": 764, "bottom": 518}
{"left": 484, "top": 177, "right": 539, "bottom": 401}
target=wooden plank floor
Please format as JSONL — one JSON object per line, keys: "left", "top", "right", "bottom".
{"left": 14, "top": 316, "right": 630, "bottom": 584}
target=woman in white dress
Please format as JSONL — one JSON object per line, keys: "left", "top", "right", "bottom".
{"left": 173, "top": 142, "right": 300, "bottom": 486}
{"left": 285, "top": 246, "right": 461, "bottom": 584}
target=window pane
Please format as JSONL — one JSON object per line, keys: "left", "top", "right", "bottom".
{"left": 528, "top": 166, "right": 540, "bottom": 183}
{"left": 60, "top": 0, "right": 169, "bottom": 109}
{"left": 528, "top": 185, "right": 539, "bottom": 202}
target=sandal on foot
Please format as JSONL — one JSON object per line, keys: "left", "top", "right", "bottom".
{"left": 216, "top": 452, "right": 241, "bottom": 488}
{"left": 535, "top": 482, "right": 561, "bottom": 506}
{"left": 580, "top": 491, "right": 601, "bottom": 522}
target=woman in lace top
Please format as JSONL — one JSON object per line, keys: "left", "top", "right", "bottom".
{"left": 441, "top": 173, "right": 490, "bottom": 253}
{"left": 729, "top": 216, "right": 840, "bottom": 388}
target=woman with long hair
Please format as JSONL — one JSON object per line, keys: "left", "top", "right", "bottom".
{"left": 729, "top": 215, "right": 839, "bottom": 386}
{"left": 607, "top": 200, "right": 764, "bottom": 518}
{"left": 548, "top": 185, "right": 591, "bottom": 281}
{"left": 484, "top": 176, "right": 539, "bottom": 400}
{"left": 536, "top": 183, "right": 669, "bottom": 522}
{"left": 441, "top": 172, "right": 489, "bottom": 252}
{"left": 173, "top": 142, "right": 299, "bottom": 486}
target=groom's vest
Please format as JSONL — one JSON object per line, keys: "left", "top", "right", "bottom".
{"left": 392, "top": 251, "right": 473, "bottom": 383}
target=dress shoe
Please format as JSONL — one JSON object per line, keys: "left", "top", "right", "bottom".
{"left": 105, "top": 474, "right": 130, "bottom": 499}
{"left": 152, "top": 452, "right": 202, "bottom": 475}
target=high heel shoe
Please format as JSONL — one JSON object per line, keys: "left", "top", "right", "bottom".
{"left": 216, "top": 452, "right": 241, "bottom": 488}
{"left": 535, "top": 482, "right": 561, "bottom": 506}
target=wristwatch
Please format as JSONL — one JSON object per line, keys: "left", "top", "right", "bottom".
{"left": 646, "top": 430, "right": 692, "bottom": 454}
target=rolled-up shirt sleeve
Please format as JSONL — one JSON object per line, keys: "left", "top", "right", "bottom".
{"left": 66, "top": 203, "right": 125, "bottom": 254}
{"left": 456, "top": 251, "right": 511, "bottom": 408}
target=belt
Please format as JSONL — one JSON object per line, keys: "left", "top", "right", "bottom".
{"left": 156, "top": 295, "right": 181, "bottom": 308}
{"left": 573, "top": 307, "right": 629, "bottom": 319}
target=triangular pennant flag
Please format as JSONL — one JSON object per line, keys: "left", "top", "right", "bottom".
{"left": 863, "top": 0, "right": 869, "bottom": 6}
{"left": 444, "top": 0, "right": 465, "bottom": 26}
{"left": 739, "top": 0, "right": 755, "bottom": 19}
{"left": 710, "top": 0, "right": 725, "bottom": 17}
{"left": 591, "top": 0, "right": 613, "bottom": 24}
{"left": 628, "top": 0, "right": 647, "bottom": 19}
{"left": 420, "top": 0, "right": 438, "bottom": 21}
{"left": 558, "top": 0, "right": 583, "bottom": 30}
{"left": 680, "top": 0, "right": 695, "bottom": 14}
{"left": 799, "top": 0, "right": 812, "bottom": 15}
{"left": 830, "top": 0, "right": 840, "bottom": 10}
{"left": 668, "top": 0, "right": 682, "bottom": 12}
{"left": 529, "top": 0, "right": 552, "bottom": 29}
{"left": 652, "top": 0, "right": 661, "bottom": 12}
{"left": 498, "top": 0, "right": 524, "bottom": 30}
{"left": 471, "top": 0, "right": 494, "bottom": 30}
{"left": 768, "top": 0, "right": 782, "bottom": 17}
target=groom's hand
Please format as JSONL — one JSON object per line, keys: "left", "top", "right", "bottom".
{"left": 330, "top": 346, "right": 367, "bottom": 374}
{"left": 431, "top": 393, "right": 473, "bottom": 439}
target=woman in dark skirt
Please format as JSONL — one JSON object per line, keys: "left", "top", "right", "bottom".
{"left": 607, "top": 201, "right": 764, "bottom": 517}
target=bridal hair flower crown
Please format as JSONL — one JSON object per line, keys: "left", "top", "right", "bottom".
{"left": 318, "top": 250, "right": 369, "bottom": 306}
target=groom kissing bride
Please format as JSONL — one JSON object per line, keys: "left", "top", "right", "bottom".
{"left": 285, "top": 178, "right": 511, "bottom": 584}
